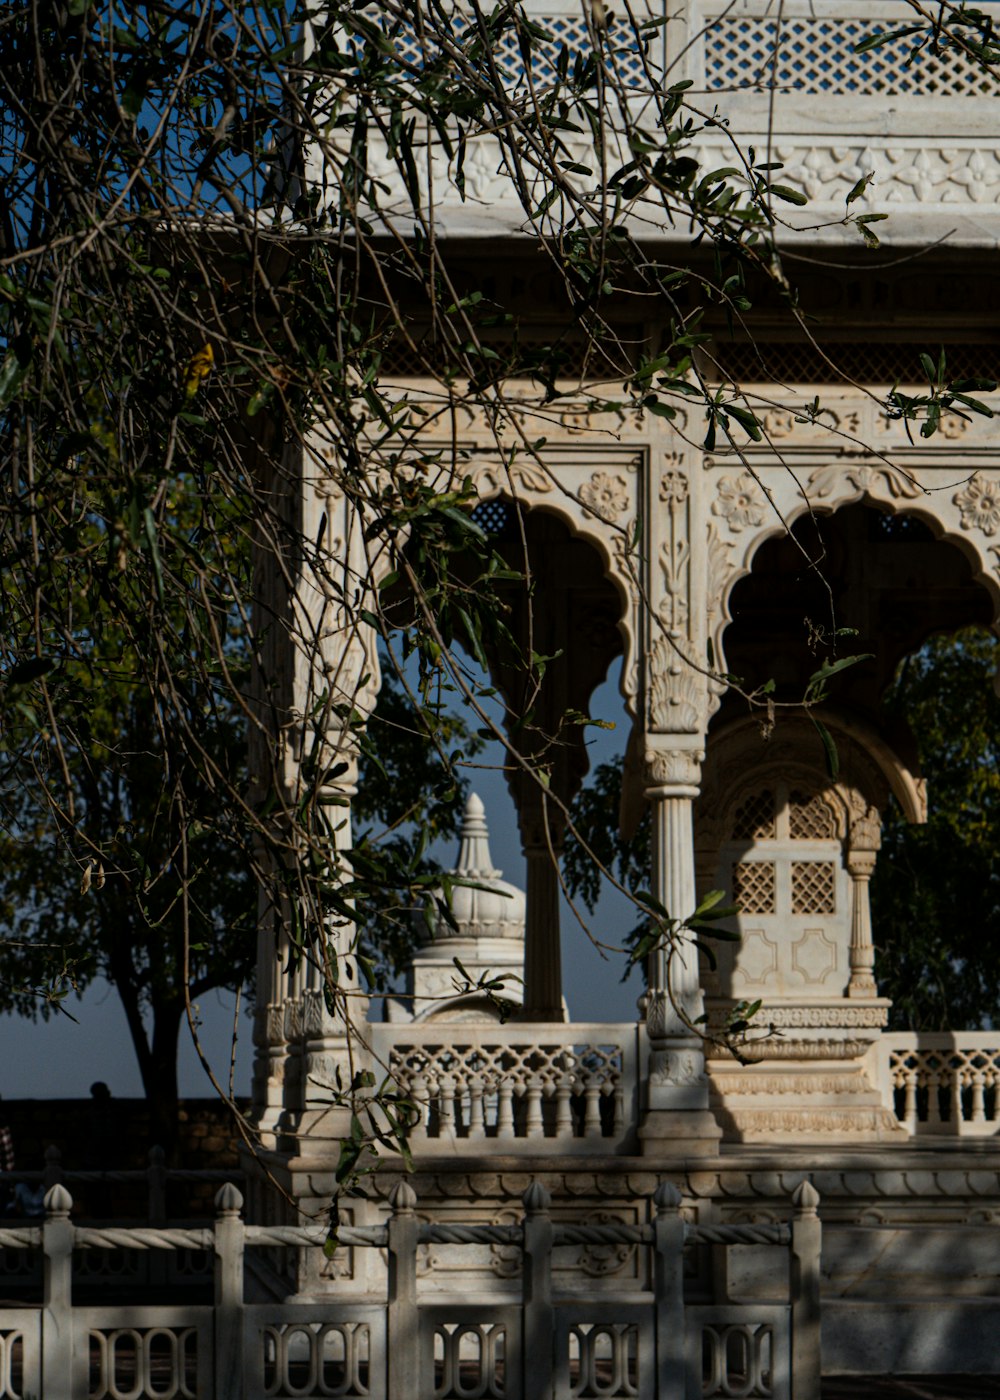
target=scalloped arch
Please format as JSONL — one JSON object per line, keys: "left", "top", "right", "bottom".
{"left": 710, "top": 478, "right": 1000, "bottom": 690}
{"left": 464, "top": 485, "right": 641, "bottom": 720}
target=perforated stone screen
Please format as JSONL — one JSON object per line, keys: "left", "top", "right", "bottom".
{"left": 732, "top": 861, "right": 776, "bottom": 915}
{"left": 788, "top": 792, "right": 836, "bottom": 841}
{"left": 732, "top": 791, "right": 775, "bottom": 840}
{"left": 708, "top": 340, "right": 1000, "bottom": 387}
{"left": 354, "top": 9, "right": 654, "bottom": 88}
{"left": 791, "top": 861, "right": 837, "bottom": 915}
{"left": 702, "top": 14, "right": 1000, "bottom": 95}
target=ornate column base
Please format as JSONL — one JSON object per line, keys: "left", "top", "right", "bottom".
{"left": 639, "top": 1108, "right": 723, "bottom": 1157}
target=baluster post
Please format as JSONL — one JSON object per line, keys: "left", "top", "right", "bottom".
{"left": 387, "top": 1180, "right": 420, "bottom": 1400}
{"left": 950, "top": 1070, "right": 963, "bottom": 1127}
{"left": 214, "top": 1184, "right": 246, "bottom": 1400}
{"left": 583, "top": 1080, "right": 602, "bottom": 1139}
{"left": 522, "top": 1181, "right": 554, "bottom": 1400}
{"left": 42, "top": 1184, "right": 76, "bottom": 1400}
{"left": 468, "top": 1077, "right": 486, "bottom": 1139}
{"left": 525, "top": 1077, "right": 544, "bottom": 1138}
{"left": 790, "top": 1181, "right": 822, "bottom": 1400}
{"left": 652, "top": 1183, "right": 685, "bottom": 1400}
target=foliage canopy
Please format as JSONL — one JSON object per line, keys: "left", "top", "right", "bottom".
{"left": 0, "top": 0, "right": 997, "bottom": 1154}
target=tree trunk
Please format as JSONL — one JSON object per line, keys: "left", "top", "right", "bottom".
{"left": 144, "top": 1011, "right": 183, "bottom": 1164}
{"left": 107, "top": 953, "right": 184, "bottom": 1163}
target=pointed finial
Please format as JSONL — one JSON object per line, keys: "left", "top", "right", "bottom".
{"left": 455, "top": 791, "right": 501, "bottom": 878}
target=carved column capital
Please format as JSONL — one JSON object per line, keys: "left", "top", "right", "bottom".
{"left": 644, "top": 744, "right": 704, "bottom": 797}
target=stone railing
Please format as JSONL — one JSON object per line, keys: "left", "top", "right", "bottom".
{"left": 368, "top": 1021, "right": 641, "bottom": 1153}
{"left": 304, "top": 0, "right": 1000, "bottom": 242}
{"left": 878, "top": 1033, "right": 1000, "bottom": 1136}
{"left": 0, "top": 1177, "right": 822, "bottom": 1400}
{"left": 684, "top": 0, "right": 1000, "bottom": 234}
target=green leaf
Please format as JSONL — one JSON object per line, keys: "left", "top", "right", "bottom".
{"left": 5, "top": 657, "right": 55, "bottom": 687}
{"left": 854, "top": 24, "right": 923, "bottom": 54}
{"left": 0, "top": 353, "right": 28, "bottom": 411}
{"left": 767, "top": 184, "right": 808, "bottom": 206}
{"left": 725, "top": 403, "right": 762, "bottom": 442}
{"left": 846, "top": 171, "right": 874, "bottom": 205}
{"left": 813, "top": 716, "right": 840, "bottom": 780}
{"left": 632, "top": 888, "right": 671, "bottom": 921}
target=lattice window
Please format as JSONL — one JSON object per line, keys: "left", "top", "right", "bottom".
{"left": 351, "top": 10, "right": 650, "bottom": 90}
{"left": 788, "top": 791, "right": 836, "bottom": 840}
{"left": 731, "top": 791, "right": 775, "bottom": 840}
{"left": 379, "top": 334, "right": 630, "bottom": 382}
{"left": 703, "top": 15, "right": 1000, "bottom": 96}
{"left": 791, "top": 861, "right": 836, "bottom": 915}
{"left": 471, "top": 498, "right": 514, "bottom": 537}
{"left": 707, "top": 340, "right": 1000, "bottom": 388}
{"left": 732, "top": 862, "right": 775, "bottom": 915}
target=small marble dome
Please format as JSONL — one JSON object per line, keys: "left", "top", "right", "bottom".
{"left": 420, "top": 793, "right": 526, "bottom": 942}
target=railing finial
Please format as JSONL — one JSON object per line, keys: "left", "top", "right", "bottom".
{"left": 522, "top": 1179, "right": 551, "bottom": 1215}
{"left": 792, "top": 1179, "right": 820, "bottom": 1217}
{"left": 389, "top": 1179, "right": 417, "bottom": 1214}
{"left": 214, "top": 1182, "right": 244, "bottom": 1217}
{"left": 44, "top": 1182, "right": 73, "bottom": 1217}
{"left": 654, "top": 1181, "right": 683, "bottom": 1212}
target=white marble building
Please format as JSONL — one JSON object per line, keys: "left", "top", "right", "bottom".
{"left": 244, "top": 1, "right": 1000, "bottom": 1390}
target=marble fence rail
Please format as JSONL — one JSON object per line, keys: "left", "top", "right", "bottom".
{"left": 879, "top": 1034, "right": 1000, "bottom": 1137}
{"left": 368, "top": 1022, "right": 640, "bottom": 1153}
{"left": 0, "top": 1178, "right": 821, "bottom": 1400}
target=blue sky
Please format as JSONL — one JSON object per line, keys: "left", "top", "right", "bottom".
{"left": 0, "top": 669, "right": 639, "bottom": 1099}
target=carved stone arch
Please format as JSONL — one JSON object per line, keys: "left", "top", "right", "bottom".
{"left": 708, "top": 470, "right": 1000, "bottom": 686}
{"left": 468, "top": 466, "right": 643, "bottom": 723}
{"left": 715, "top": 764, "right": 852, "bottom": 849}
{"left": 701, "top": 711, "right": 925, "bottom": 835}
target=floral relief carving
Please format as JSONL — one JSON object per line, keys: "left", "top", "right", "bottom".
{"left": 954, "top": 475, "right": 1000, "bottom": 536}
{"left": 718, "top": 1108, "right": 899, "bottom": 1135}
{"left": 579, "top": 470, "right": 630, "bottom": 523}
{"left": 712, "top": 471, "right": 766, "bottom": 533}
{"left": 805, "top": 462, "right": 923, "bottom": 503}
{"left": 761, "top": 141, "right": 1000, "bottom": 207}
{"left": 489, "top": 1207, "right": 522, "bottom": 1278}
{"left": 577, "top": 1212, "right": 637, "bottom": 1277}
{"left": 761, "top": 410, "right": 797, "bottom": 438}
{"left": 657, "top": 465, "right": 690, "bottom": 637}
{"left": 658, "top": 538, "right": 690, "bottom": 637}
{"left": 659, "top": 468, "right": 689, "bottom": 505}
{"left": 939, "top": 413, "right": 970, "bottom": 440}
